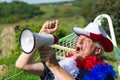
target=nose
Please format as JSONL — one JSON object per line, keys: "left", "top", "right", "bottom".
{"left": 76, "top": 41, "right": 83, "bottom": 50}
{"left": 76, "top": 40, "right": 83, "bottom": 46}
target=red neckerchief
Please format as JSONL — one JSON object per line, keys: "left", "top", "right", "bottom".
{"left": 65, "top": 54, "right": 104, "bottom": 70}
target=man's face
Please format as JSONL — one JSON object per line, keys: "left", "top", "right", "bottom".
{"left": 74, "top": 35, "right": 97, "bottom": 59}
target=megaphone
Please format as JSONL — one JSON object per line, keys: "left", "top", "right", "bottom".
{"left": 20, "top": 28, "right": 59, "bottom": 54}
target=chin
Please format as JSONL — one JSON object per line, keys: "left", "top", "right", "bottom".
{"left": 74, "top": 54, "right": 84, "bottom": 60}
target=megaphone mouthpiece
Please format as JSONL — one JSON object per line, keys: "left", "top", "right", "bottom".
{"left": 53, "top": 34, "right": 59, "bottom": 44}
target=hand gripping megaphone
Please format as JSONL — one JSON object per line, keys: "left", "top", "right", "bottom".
{"left": 20, "top": 28, "right": 59, "bottom": 53}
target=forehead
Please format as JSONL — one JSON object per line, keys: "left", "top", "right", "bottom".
{"left": 78, "top": 35, "right": 93, "bottom": 41}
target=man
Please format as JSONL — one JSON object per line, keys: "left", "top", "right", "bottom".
{"left": 15, "top": 20, "right": 117, "bottom": 80}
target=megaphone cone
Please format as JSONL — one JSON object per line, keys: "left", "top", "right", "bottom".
{"left": 20, "top": 29, "right": 59, "bottom": 53}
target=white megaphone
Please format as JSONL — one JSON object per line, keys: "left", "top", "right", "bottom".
{"left": 20, "top": 28, "right": 59, "bottom": 53}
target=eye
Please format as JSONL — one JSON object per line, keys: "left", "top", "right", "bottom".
{"left": 76, "top": 41, "right": 82, "bottom": 45}
{"left": 79, "top": 42, "right": 82, "bottom": 44}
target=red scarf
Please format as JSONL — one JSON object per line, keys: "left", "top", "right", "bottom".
{"left": 65, "top": 54, "right": 104, "bottom": 70}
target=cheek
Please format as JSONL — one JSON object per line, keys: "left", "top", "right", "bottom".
{"left": 84, "top": 44, "right": 95, "bottom": 55}
{"left": 88, "top": 44, "right": 96, "bottom": 54}
{"left": 83, "top": 43, "right": 88, "bottom": 50}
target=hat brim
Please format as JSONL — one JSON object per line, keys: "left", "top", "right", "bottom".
{"left": 73, "top": 27, "right": 113, "bottom": 52}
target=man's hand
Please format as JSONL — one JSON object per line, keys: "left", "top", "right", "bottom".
{"left": 39, "top": 47, "right": 58, "bottom": 67}
{"left": 39, "top": 20, "right": 59, "bottom": 34}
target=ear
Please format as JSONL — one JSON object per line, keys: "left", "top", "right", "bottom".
{"left": 95, "top": 48, "right": 102, "bottom": 55}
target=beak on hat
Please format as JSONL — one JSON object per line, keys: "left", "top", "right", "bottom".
{"left": 73, "top": 22, "right": 113, "bottom": 52}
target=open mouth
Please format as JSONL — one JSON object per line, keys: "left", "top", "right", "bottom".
{"left": 75, "top": 47, "right": 81, "bottom": 53}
